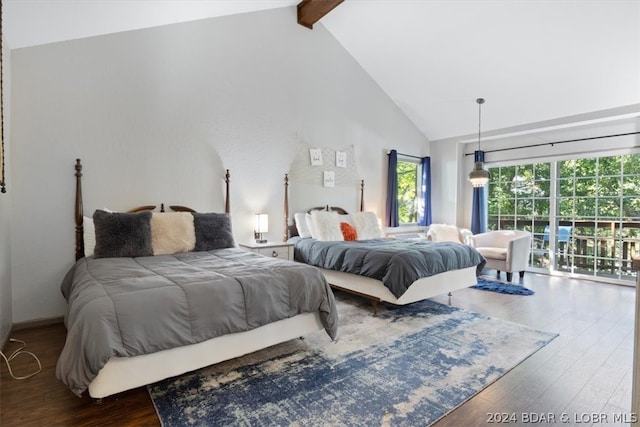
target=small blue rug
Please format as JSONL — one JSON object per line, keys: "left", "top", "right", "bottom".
{"left": 148, "top": 294, "right": 555, "bottom": 426}
{"left": 472, "top": 277, "right": 535, "bottom": 295}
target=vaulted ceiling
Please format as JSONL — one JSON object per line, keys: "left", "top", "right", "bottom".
{"left": 4, "top": 0, "right": 639, "bottom": 145}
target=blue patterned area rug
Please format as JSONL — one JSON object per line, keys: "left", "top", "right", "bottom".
{"left": 472, "top": 276, "right": 535, "bottom": 295}
{"left": 148, "top": 294, "right": 556, "bottom": 426}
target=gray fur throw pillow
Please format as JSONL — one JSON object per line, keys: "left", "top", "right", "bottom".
{"left": 192, "top": 212, "right": 235, "bottom": 251}
{"left": 93, "top": 210, "right": 153, "bottom": 258}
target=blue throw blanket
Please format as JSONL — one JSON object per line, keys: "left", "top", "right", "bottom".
{"left": 292, "top": 237, "right": 486, "bottom": 298}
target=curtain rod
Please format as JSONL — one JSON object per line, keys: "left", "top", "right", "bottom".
{"left": 387, "top": 150, "right": 423, "bottom": 160}
{"left": 463, "top": 131, "right": 640, "bottom": 157}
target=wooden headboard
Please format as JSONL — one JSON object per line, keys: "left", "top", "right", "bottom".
{"left": 74, "top": 159, "right": 231, "bottom": 260}
{"left": 307, "top": 206, "right": 350, "bottom": 215}
{"left": 282, "top": 174, "right": 364, "bottom": 242}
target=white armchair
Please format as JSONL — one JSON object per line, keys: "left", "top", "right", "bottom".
{"left": 426, "top": 224, "right": 473, "bottom": 246}
{"left": 473, "top": 230, "right": 532, "bottom": 281}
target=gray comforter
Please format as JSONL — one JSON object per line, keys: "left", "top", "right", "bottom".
{"left": 56, "top": 248, "right": 338, "bottom": 397}
{"left": 292, "top": 237, "right": 486, "bottom": 298}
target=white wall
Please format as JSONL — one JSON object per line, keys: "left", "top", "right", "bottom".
{"left": 0, "top": 35, "right": 12, "bottom": 343}
{"left": 429, "top": 140, "right": 464, "bottom": 226}
{"left": 10, "top": 7, "right": 427, "bottom": 323}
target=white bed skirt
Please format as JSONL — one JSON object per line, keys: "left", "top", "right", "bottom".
{"left": 320, "top": 266, "right": 478, "bottom": 305}
{"left": 88, "top": 312, "right": 325, "bottom": 398}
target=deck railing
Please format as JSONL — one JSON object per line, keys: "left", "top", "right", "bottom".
{"left": 489, "top": 219, "right": 640, "bottom": 281}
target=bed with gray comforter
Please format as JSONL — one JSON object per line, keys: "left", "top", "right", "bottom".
{"left": 292, "top": 237, "right": 486, "bottom": 298}
{"left": 56, "top": 248, "right": 338, "bottom": 397}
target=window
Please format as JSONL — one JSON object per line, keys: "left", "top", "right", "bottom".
{"left": 487, "top": 154, "right": 640, "bottom": 283}
{"left": 397, "top": 157, "right": 421, "bottom": 224}
{"left": 488, "top": 163, "right": 550, "bottom": 232}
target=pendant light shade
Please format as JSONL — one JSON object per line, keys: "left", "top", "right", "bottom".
{"left": 468, "top": 98, "right": 490, "bottom": 187}
{"left": 469, "top": 162, "right": 491, "bottom": 187}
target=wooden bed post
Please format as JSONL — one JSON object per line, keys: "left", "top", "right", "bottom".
{"left": 224, "top": 169, "right": 230, "bottom": 214}
{"left": 360, "top": 179, "right": 364, "bottom": 212}
{"left": 75, "top": 159, "right": 84, "bottom": 261}
{"left": 283, "top": 174, "right": 289, "bottom": 242}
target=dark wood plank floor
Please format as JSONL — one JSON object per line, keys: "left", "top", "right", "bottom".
{"left": 1, "top": 272, "right": 635, "bottom": 426}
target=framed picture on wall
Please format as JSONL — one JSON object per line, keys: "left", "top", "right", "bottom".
{"left": 323, "top": 171, "right": 335, "bottom": 187}
{"left": 310, "top": 148, "right": 323, "bottom": 166}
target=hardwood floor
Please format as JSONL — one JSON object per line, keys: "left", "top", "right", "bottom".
{"left": 1, "top": 272, "right": 635, "bottom": 426}
{"left": 431, "top": 272, "right": 635, "bottom": 427}
{"left": 0, "top": 325, "right": 158, "bottom": 427}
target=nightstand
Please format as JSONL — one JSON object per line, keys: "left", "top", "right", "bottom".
{"left": 239, "top": 241, "right": 294, "bottom": 261}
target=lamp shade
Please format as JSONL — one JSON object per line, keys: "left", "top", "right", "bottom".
{"left": 255, "top": 213, "right": 269, "bottom": 233}
{"left": 468, "top": 162, "right": 491, "bottom": 187}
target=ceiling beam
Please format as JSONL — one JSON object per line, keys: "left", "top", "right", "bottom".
{"left": 297, "top": 0, "right": 344, "bottom": 30}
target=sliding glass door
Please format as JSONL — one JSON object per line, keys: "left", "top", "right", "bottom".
{"left": 487, "top": 154, "right": 640, "bottom": 283}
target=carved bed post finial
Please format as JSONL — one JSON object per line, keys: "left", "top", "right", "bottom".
{"left": 224, "top": 169, "right": 230, "bottom": 214}
{"left": 283, "top": 174, "right": 289, "bottom": 242}
{"left": 75, "top": 159, "right": 85, "bottom": 260}
{"left": 360, "top": 179, "right": 365, "bottom": 212}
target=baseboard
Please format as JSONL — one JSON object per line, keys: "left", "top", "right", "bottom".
{"left": 2, "top": 317, "right": 64, "bottom": 352}
{"left": 12, "top": 316, "right": 64, "bottom": 331}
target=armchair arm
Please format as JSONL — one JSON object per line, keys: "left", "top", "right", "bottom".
{"left": 506, "top": 234, "right": 532, "bottom": 271}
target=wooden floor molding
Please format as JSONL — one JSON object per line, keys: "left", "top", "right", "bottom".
{"left": 1, "top": 272, "right": 635, "bottom": 426}
{"left": 11, "top": 316, "right": 64, "bottom": 331}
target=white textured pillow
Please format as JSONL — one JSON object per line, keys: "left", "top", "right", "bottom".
{"left": 339, "top": 214, "right": 353, "bottom": 225}
{"left": 150, "top": 212, "right": 196, "bottom": 255}
{"left": 83, "top": 216, "right": 96, "bottom": 257}
{"left": 429, "top": 224, "right": 461, "bottom": 243}
{"left": 310, "top": 211, "right": 344, "bottom": 241}
{"left": 294, "top": 212, "right": 312, "bottom": 238}
{"left": 305, "top": 213, "right": 317, "bottom": 239}
{"left": 351, "top": 211, "right": 384, "bottom": 240}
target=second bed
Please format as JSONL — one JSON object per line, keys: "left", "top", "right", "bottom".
{"left": 283, "top": 175, "right": 486, "bottom": 312}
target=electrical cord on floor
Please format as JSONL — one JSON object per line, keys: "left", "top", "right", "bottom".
{"left": 0, "top": 338, "right": 42, "bottom": 380}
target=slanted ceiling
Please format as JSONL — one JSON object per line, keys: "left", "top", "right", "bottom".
{"left": 3, "top": 0, "right": 640, "bottom": 145}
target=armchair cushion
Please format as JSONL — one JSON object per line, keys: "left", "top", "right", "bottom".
{"left": 479, "top": 247, "right": 507, "bottom": 260}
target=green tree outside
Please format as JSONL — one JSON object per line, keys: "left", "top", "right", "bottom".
{"left": 397, "top": 161, "right": 418, "bottom": 224}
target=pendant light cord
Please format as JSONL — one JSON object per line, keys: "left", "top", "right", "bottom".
{"left": 477, "top": 98, "right": 483, "bottom": 151}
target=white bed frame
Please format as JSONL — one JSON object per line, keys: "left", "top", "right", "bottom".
{"left": 282, "top": 174, "right": 478, "bottom": 313}
{"left": 322, "top": 267, "right": 477, "bottom": 313}
{"left": 72, "top": 160, "right": 328, "bottom": 399}
{"left": 89, "top": 313, "right": 323, "bottom": 398}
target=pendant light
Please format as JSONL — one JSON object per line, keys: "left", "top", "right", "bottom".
{"left": 468, "top": 98, "right": 491, "bottom": 187}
